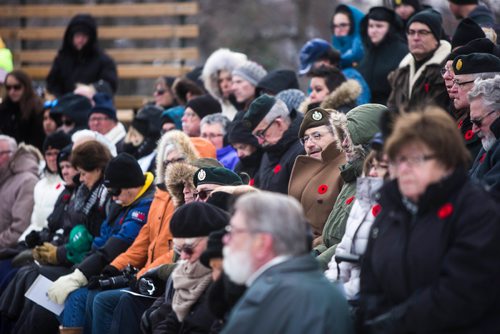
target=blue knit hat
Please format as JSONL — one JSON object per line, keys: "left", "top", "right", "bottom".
{"left": 89, "top": 93, "right": 117, "bottom": 121}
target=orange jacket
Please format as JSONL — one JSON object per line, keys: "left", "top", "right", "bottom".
{"left": 111, "top": 187, "right": 175, "bottom": 277}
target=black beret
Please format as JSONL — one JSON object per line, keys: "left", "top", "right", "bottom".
{"left": 193, "top": 167, "right": 243, "bottom": 188}
{"left": 200, "top": 229, "right": 226, "bottom": 268}
{"left": 452, "top": 38, "right": 500, "bottom": 59}
{"left": 104, "top": 153, "right": 145, "bottom": 189}
{"left": 448, "top": 0, "right": 478, "bottom": 4}
{"left": 170, "top": 202, "right": 229, "bottom": 238}
{"left": 227, "top": 120, "right": 259, "bottom": 147}
{"left": 299, "top": 107, "right": 333, "bottom": 138}
{"left": 451, "top": 18, "right": 485, "bottom": 50}
{"left": 242, "top": 94, "right": 276, "bottom": 131}
{"left": 42, "top": 131, "right": 71, "bottom": 153}
{"left": 185, "top": 95, "right": 222, "bottom": 120}
{"left": 453, "top": 53, "right": 500, "bottom": 75}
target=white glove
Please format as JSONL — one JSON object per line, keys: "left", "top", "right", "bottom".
{"left": 47, "top": 268, "right": 88, "bottom": 304}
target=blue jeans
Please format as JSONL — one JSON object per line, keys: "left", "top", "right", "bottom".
{"left": 90, "top": 288, "right": 127, "bottom": 334}
{"left": 60, "top": 287, "right": 94, "bottom": 327}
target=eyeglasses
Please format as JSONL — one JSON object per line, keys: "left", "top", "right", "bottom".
{"left": 452, "top": 79, "right": 475, "bottom": 87}
{"left": 407, "top": 29, "right": 432, "bottom": 37}
{"left": 201, "top": 133, "right": 224, "bottom": 140}
{"left": 5, "top": 84, "right": 22, "bottom": 91}
{"left": 254, "top": 117, "right": 279, "bottom": 139}
{"left": 224, "top": 225, "right": 260, "bottom": 237}
{"left": 389, "top": 155, "right": 435, "bottom": 168}
{"left": 193, "top": 189, "right": 214, "bottom": 201}
{"left": 332, "top": 23, "right": 350, "bottom": 29}
{"left": 154, "top": 89, "right": 165, "bottom": 96}
{"left": 300, "top": 131, "right": 329, "bottom": 145}
{"left": 108, "top": 188, "right": 122, "bottom": 197}
{"left": 89, "top": 116, "right": 111, "bottom": 123}
{"left": 470, "top": 109, "right": 498, "bottom": 128}
{"left": 174, "top": 239, "right": 201, "bottom": 256}
{"left": 163, "top": 157, "right": 185, "bottom": 168}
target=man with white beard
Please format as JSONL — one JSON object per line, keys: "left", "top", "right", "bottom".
{"left": 221, "top": 192, "right": 353, "bottom": 334}
{"left": 468, "top": 74, "right": 500, "bottom": 194}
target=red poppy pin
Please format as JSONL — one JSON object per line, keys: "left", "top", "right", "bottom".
{"left": 345, "top": 196, "right": 355, "bottom": 205}
{"left": 424, "top": 83, "right": 430, "bottom": 93}
{"left": 273, "top": 164, "right": 281, "bottom": 174}
{"left": 318, "top": 184, "right": 328, "bottom": 194}
{"left": 372, "top": 204, "right": 382, "bottom": 217}
{"left": 56, "top": 183, "right": 62, "bottom": 190}
{"left": 249, "top": 178, "right": 255, "bottom": 186}
{"left": 457, "top": 119, "right": 463, "bottom": 129}
{"left": 464, "top": 130, "right": 474, "bottom": 141}
{"left": 437, "top": 203, "right": 453, "bottom": 219}
{"left": 62, "top": 194, "right": 71, "bottom": 202}
{"left": 479, "top": 153, "right": 486, "bottom": 164}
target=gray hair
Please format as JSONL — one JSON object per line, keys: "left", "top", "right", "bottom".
{"left": 234, "top": 191, "right": 309, "bottom": 256}
{"left": 468, "top": 75, "right": 500, "bottom": 111}
{"left": 263, "top": 99, "right": 291, "bottom": 125}
{"left": 0, "top": 135, "right": 17, "bottom": 155}
{"left": 200, "top": 113, "right": 231, "bottom": 135}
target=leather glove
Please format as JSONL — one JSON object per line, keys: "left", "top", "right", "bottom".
{"left": 25, "top": 230, "right": 41, "bottom": 248}
{"left": 35, "top": 242, "right": 58, "bottom": 264}
{"left": 48, "top": 269, "right": 88, "bottom": 304}
{"left": 137, "top": 265, "right": 168, "bottom": 297}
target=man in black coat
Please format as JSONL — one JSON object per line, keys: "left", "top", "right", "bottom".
{"left": 242, "top": 94, "right": 304, "bottom": 194}
{"left": 46, "top": 14, "right": 118, "bottom": 97}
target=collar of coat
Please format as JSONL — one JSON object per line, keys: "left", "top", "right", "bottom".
{"left": 299, "top": 79, "right": 361, "bottom": 114}
{"left": 398, "top": 40, "right": 451, "bottom": 97}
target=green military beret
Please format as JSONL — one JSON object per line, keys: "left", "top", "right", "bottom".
{"left": 298, "top": 107, "right": 333, "bottom": 138}
{"left": 193, "top": 167, "right": 243, "bottom": 188}
{"left": 242, "top": 94, "right": 276, "bottom": 131}
{"left": 453, "top": 52, "right": 500, "bottom": 75}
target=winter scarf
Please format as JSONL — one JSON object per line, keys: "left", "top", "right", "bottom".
{"left": 172, "top": 259, "right": 212, "bottom": 321}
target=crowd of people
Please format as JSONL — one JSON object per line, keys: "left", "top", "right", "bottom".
{"left": 0, "top": 0, "right": 499, "bottom": 333}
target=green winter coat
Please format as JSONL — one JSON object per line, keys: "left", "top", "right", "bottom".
{"left": 315, "top": 104, "right": 386, "bottom": 270}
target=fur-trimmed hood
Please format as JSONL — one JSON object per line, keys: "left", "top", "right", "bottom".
{"left": 164, "top": 162, "right": 198, "bottom": 208}
{"left": 0, "top": 143, "right": 42, "bottom": 185}
{"left": 155, "top": 130, "right": 199, "bottom": 185}
{"left": 398, "top": 40, "right": 451, "bottom": 97}
{"left": 329, "top": 104, "right": 386, "bottom": 158}
{"left": 299, "top": 79, "right": 361, "bottom": 114}
{"left": 201, "top": 48, "right": 247, "bottom": 100}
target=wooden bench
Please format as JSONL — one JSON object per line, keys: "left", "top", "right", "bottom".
{"left": 1, "top": 2, "right": 199, "bottom": 116}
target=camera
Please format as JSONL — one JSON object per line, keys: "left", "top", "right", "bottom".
{"left": 98, "top": 264, "right": 137, "bottom": 290}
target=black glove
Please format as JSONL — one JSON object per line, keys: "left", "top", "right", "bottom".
{"left": 364, "top": 304, "right": 406, "bottom": 334}
{"left": 25, "top": 230, "right": 41, "bottom": 248}
{"left": 102, "top": 264, "right": 121, "bottom": 277}
{"left": 87, "top": 265, "right": 122, "bottom": 290}
{"left": 136, "top": 265, "right": 167, "bottom": 297}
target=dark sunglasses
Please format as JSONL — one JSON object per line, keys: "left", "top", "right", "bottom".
{"left": 193, "top": 189, "right": 214, "bottom": 201}
{"left": 174, "top": 240, "right": 201, "bottom": 256}
{"left": 108, "top": 188, "right": 122, "bottom": 197}
{"left": 154, "top": 89, "right": 166, "bottom": 95}
{"left": 470, "top": 110, "right": 497, "bottom": 128}
{"left": 5, "top": 84, "right": 22, "bottom": 91}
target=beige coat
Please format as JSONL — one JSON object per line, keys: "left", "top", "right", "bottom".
{"left": 0, "top": 144, "right": 41, "bottom": 247}
{"left": 288, "top": 142, "right": 345, "bottom": 245}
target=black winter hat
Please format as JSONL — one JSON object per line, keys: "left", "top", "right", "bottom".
{"left": 56, "top": 144, "right": 73, "bottom": 180}
{"left": 451, "top": 18, "right": 485, "bottom": 49}
{"left": 453, "top": 53, "right": 500, "bottom": 75}
{"left": 393, "top": 0, "right": 422, "bottom": 11}
{"left": 256, "top": 69, "right": 299, "bottom": 96}
{"left": 43, "top": 131, "right": 71, "bottom": 153}
{"left": 200, "top": 229, "right": 226, "bottom": 268}
{"left": 369, "top": 7, "right": 397, "bottom": 23}
{"left": 242, "top": 94, "right": 276, "bottom": 131}
{"left": 170, "top": 202, "right": 229, "bottom": 238}
{"left": 450, "top": 38, "right": 500, "bottom": 61}
{"left": 193, "top": 167, "right": 243, "bottom": 188}
{"left": 51, "top": 93, "right": 92, "bottom": 124}
{"left": 407, "top": 9, "right": 443, "bottom": 42}
{"left": 132, "top": 105, "right": 163, "bottom": 139}
{"left": 89, "top": 93, "right": 117, "bottom": 121}
{"left": 185, "top": 95, "right": 222, "bottom": 120}
{"left": 104, "top": 153, "right": 145, "bottom": 189}
{"left": 227, "top": 120, "right": 259, "bottom": 147}
{"left": 448, "top": 0, "right": 478, "bottom": 4}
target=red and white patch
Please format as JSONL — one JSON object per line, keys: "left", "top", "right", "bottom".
{"left": 131, "top": 211, "right": 146, "bottom": 221}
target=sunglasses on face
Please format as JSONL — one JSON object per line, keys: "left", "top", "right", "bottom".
{"left": 108, "top": 188, "right": 122, "bottom": 197}
{"left": 154, "top": 89, "right": 166, "bottom": 96}
{"left": 470, "top": 110, "right": 498, "bottom": 128}
{"left": 5, "top": 84, "right": 22, "bottom": 91}
{"left": 193, "top": 189, "right": 214, "bottom": 201}
{"left": 174, "top": 239, "right": 201, "bottom": 256}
